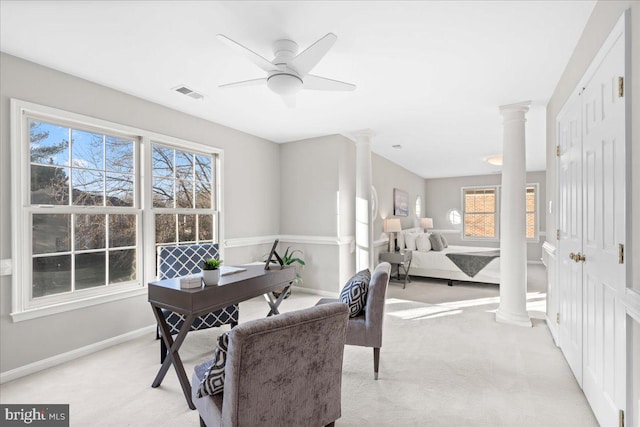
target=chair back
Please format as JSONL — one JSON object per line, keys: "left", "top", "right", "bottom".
{"left": 222, "top": 303, "right": 349, "bottom": 426}
{"left": 157, "top": 243, "right": 219, "bottom": 279}
{"left": 363, "top": 262, "right": 391, "bottom": 348}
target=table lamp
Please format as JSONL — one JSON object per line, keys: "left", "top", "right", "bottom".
{"left": 384, "top": 218, "right": 402, "bottom": 252}
{"left": 420, "top": 217, "right": 434, "bottom": 232}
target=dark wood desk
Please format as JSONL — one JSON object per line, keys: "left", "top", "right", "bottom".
{"left": 148, "top": 265, "right": 296, "bottom": 409}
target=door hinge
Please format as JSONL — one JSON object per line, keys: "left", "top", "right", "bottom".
{"left": 556, "top": 313, "right": 560, "bottom": 324}
{"left": 619, "top": 409, "right": 624, "bottom": 427}
{"left": 556, "top": 145, "right": 561, "bottom": 157}
{"left": 557, "top": 229, "right": 560, "bottom": 240}
{"left": 619, "top": 244, "right": 624, "bottom": 264}
{"left": 618, "top": 77, "right": 624, "bottom": 97}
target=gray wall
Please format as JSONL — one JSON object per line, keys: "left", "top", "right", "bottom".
{"left": 371, "top": 153, "right": 427, "bottom": 262}
{"left": 279, "top": 135, "right": 356, "bottom": 293}
{"left": 424, "top": 171, "right": 547, "bottom": 262}
{"left": 372, "top": 153, "right": 427, "bottom": 237}
{"left": 0, "top": 53, "right": 281, "bottom": 373}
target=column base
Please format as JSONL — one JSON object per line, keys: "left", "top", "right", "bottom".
{"left": 495, "top": 308, "right": 532, "bottom": 328}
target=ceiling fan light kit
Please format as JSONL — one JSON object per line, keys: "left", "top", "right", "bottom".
{"left": 267, "top": 72, "right": 303, "bottom": 96}
{"left": 217, "top": 32, "right": 355, "bottom": 105}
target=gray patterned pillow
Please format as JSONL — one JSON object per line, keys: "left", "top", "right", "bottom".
{"left": 440, "top": 234, "right": 448, "bottom": 248}
{"left": 429, "top": 233, "right": 445, "bottom": 251}
{"left": 339, "top": 269, "right": 371, "bottom": 317}
{"left": 196, "top": 331, "right": 230, "bottom": 397}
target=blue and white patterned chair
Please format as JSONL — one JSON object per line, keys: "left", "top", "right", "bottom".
{"left": 156, "top": 243, "right": 239, "bottom": 363}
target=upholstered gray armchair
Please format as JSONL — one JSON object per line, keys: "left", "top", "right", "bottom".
{"left": 316, "top": 262, "right": 391, "bottom": 380}
{"left": 191, "top": 302, "right": 349, "bottom": 427}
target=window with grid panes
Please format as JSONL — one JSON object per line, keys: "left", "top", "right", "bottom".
{"left": 152, "top": 144, "right": 216, "bottom": 258}
{"left": 526, "top": 185, "right": 537, "bottom": 240}
{"left": 12, "top": 100, "right": 221, "bottom": 320}
{"left": 462, "top": 187, "right": 497, "bottom": 239}
{"left": 28, "top": 118, "right": 138, "bottom": 304}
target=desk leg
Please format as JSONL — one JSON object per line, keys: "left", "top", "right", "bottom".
{"left": 263, "top": 281, "right": 293, "bottom": 317}
{"left": 401, "top": 259, "right": 412, "bottom": 289}
{"left": 151, "top": 305, "right": 196, "bottom": 410}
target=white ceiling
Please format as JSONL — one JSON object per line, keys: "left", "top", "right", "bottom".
{"left": 0, "top": 1, "right": 595, "bottom": 178}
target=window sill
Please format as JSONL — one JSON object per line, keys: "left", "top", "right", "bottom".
{"left": 10, "top": 286, "right": 147, "bottom": 322}
{"left": 461, "top": 237, "right": 500, "bottom": 243}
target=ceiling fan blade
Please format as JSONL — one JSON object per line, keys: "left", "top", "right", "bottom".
{"left": 219, "top": 78, "right": 267, "bottom": 88}
{"left": 290, "top": 33, "right": 337, "bottom": 77}
{"left": 217, "top": 34, "right": 275, "bottom": 73}
{"left": 303, "top": 75, "right": 356, "bottom": 91}
{"left": 282, "top": 96, "right": 297, "bottom": 108}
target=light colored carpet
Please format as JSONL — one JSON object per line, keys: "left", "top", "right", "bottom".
{"left": 0, "top": 264, "right": 597, "bottom": 426}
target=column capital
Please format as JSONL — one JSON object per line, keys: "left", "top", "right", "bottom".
{"left": 499, "top": 101, "right": 531, "bottom": 115}
{"left": 343, "top": 129, "right": 376, "bottom": 143}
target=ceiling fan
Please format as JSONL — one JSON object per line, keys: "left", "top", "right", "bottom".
{"left": 217, "top": 33, "right": 356, "bottom": 107}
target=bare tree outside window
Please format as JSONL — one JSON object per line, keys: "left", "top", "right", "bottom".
{"left": 29, "top": 119, "right": 138, "bottom": 299}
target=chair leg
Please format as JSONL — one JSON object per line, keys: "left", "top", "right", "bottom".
{"left": 199, "top": 416, "right": 207, "bottom": 427}
{"left": 373, "top": 347, "right": 380, "bottom": 380}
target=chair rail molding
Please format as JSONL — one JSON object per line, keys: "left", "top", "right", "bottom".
{"left": 224, "top": 235, "right": 355, "bottom": 248}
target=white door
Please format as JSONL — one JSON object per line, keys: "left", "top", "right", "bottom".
{"left": 579, "top": 26, "right": 626, "bottom": 426}
{"left": 557, "top": 93, "right": 583, "bottom": 384}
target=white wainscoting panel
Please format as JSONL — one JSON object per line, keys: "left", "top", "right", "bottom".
{"left": 1, "top": 259, "right": 12, "bottom": 276}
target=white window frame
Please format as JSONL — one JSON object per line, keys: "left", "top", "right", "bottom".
{"left": 460, "top": 183, "right": 540, "bottom": 242}
{"left": 461, "top": 185, "right": 500, "bottom": 242}
{"left": 10, "top": 99, "right": 223, "bottom": 322}
{"left": 525, "top": 183, "right": 540, "bottom": 242}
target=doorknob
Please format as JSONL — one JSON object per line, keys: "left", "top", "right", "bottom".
{"left": 569, "top": 252, "right": 576, "bottom": 260}
{"left": 577, "top": 253, "right": 586, "bottom": 262}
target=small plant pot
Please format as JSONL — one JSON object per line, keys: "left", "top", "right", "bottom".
{"left": 202, "top": 269, "right": 220, "bottom": 286}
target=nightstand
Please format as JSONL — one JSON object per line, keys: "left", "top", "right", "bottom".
{"left": 379, "top": 250, "right": 412, "bottom": 289}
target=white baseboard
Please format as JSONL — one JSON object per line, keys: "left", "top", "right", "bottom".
{"left": 292, "top": 285, "right": 338, "bottom": 298}
{"left": 0, "top": 324, "right": 156, "bottom": 384}
{"left": 545, "top": 314, "right": 559, "bottom": 346}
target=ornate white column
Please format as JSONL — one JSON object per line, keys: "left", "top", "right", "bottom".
{"left": 353, "top": 129, "right": 375, "bottom": 271}
{"left": 496, "top": 101, "right": 532, "bottom": 327}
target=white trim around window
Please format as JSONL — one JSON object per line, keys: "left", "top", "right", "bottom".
{"left": 10, "top": 99, "right": 224, "bottom": 322}
{"left": 459, "top": 183, "right": 540, "bottom": 242}
{"left": 461, "top": 185, "right": 500, "bottom": 242}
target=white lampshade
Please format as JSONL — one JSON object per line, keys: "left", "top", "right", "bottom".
{"left": 420, "top": 217, "right": 434, "bottom": 229}
{"left": 384, "top": 218, "right": 402, "bottom": 233}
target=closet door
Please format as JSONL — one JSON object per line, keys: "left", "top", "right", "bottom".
{"left": 580, "top": 24, "right": 626, "bottom": 426}
{"left": 557, "top": 94, "right": 583, "bottom": 384}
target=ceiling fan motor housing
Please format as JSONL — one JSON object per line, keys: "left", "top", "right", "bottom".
{"left": 267, "top": 72, "right": 303, "bottom": 96}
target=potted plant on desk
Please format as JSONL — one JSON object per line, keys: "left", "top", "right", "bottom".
{"left": 202, "top": 259, "right": 222, "bottom": 286}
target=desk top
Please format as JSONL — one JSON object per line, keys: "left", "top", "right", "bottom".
{"left": 148, "top": 265, "right": 296, "bottom": 315}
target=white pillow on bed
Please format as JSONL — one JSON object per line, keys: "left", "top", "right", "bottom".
{"left": 415, "top": 233, "right": 432, "bottom": 252}
{"left": 404, "top": 233, "right": 417, "bottom": 251}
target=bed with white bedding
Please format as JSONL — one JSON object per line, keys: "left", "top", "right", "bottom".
{"left": 397, "top": 228, "right": 500, "bottom": 285}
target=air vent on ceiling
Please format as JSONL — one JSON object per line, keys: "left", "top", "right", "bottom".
{"left": 173, "top": 85, "right": 204, "bottom": 100}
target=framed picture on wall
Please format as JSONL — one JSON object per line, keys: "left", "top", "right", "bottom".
{"left": 393, "top": 188, "right": 409, "bottom": 217}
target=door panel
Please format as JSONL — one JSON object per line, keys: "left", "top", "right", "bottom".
{"left": 580, "top": 29, "right": 625, "bottom": 427}
{"left": 557, "top": 94, "right": 583, "bottom": 384}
